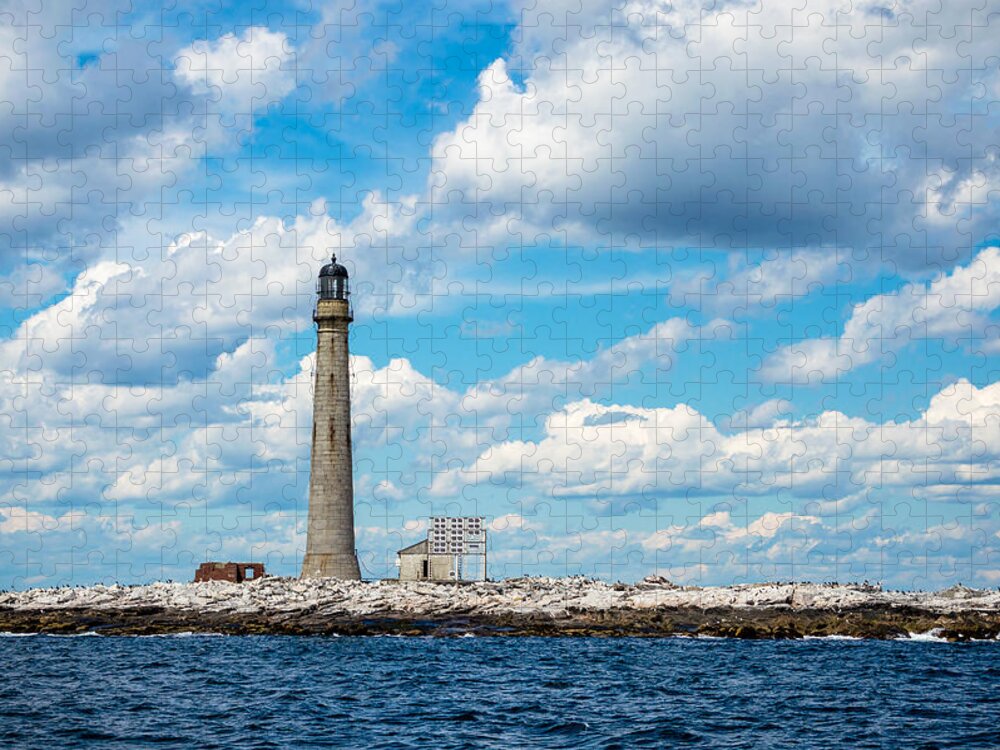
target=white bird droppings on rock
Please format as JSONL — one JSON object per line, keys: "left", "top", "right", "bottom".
{"left": 1, "top": 576, "right": 998, "bottom": 617}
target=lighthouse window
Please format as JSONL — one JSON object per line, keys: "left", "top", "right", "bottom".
{"left": 318, "top": 273, "right": 349, "bottom": 300}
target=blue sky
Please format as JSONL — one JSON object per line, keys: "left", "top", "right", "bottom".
{"left": 1, "top": 0, "right": 999, "bottom": 589}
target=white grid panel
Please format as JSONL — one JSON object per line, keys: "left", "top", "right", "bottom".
{"left": 428, "top": 516, "right": 485, "bottom": 554}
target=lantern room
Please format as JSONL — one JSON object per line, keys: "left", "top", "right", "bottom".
{"left": 318, "top": 254, "right": 350, "bottom": 300}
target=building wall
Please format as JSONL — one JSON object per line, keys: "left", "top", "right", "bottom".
{"left": 399, "top": 554, "right": 425, "bottom": 581}
{"left": 429, "top": 554, "right": 453, "bottom": 581}
{"left": 194, "top": 562, "right": 265, "bottom": 583}
{"left": 398, "top": 553, "right": 455, "bottom": 581}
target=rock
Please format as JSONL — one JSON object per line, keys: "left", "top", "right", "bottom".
{"left": 938, "top": 584, "right": 983, "bottom": 600}
{"left": 637, "top": 575, "right": 678, "bottom": 590}
{"left": 1, "top": 576, "right": 998, "bottom": 638}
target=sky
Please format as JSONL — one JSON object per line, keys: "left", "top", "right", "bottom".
{"left": 1, "top": 0, "right": 999, "bottom": 589}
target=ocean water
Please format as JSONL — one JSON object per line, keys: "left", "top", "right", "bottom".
{"left": 1, "top": 635, "right": 998, "bottom": 749}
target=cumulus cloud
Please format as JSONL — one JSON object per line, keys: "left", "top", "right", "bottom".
{"left": 0, "top": 13, "right": 301, "bottom": 303}
{"left": 0, "top": 188, "right": 454, "bottom": 392}
{"left": 0, "top": 505, "right": 63, "bottom": 535}
{"left": 668, "top": 250, "right": 846, "bottom": 314}
{"left": 4, "top": 193, "right": 997, "bottom": 585}
{"left": 763, "top": 246, "right": 1000, "bottom": 382}
{"left": 432, "top": 379, "right": 1000, "bottom": 507}
{"left": 0, "top": 237, "right": 719, "bottom": 584}
{"left": 459, "top": 316, "right": 727, "bottom": 436}
{"left": 0, "top": 214, "right": 336, "bottom": 386}
{"left": 174, "top": 27, "right": 296, "bottom": 116}
{"left": 4, "top": 1, "right": 999, "bottom": 588}
{"left": 4, "top": 262, "right": 998, "bottom": 585}
{"left": 429, "top": 0, "right": 1000, "bottom": 266}
{"left": 639, "top": 509, "right": 826, "bottom": 564}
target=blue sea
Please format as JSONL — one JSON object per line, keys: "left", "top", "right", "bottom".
{"left": 0, "top": 635, "right": 997, "bottom": 749}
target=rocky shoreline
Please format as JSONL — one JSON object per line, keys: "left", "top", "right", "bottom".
{"left": 2, "top": 576, "right": 999, "bottom": 641}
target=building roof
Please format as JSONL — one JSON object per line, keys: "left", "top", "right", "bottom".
{"left": 397, "top": 539, "right": 428, "bottom": 555}
{"left": 319, "top": 254, "right": 349, "bottom": 278}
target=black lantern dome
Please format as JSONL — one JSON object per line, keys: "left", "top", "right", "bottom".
{"left": 318, "top": 253, "right": 350, "bottom": 300}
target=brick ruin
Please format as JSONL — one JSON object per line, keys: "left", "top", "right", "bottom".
{"left": 194, "top": 562, "right": 266, "bottom": 583}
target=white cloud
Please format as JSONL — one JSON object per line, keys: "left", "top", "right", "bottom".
{"left": 1, "top": 219, "right": 324, "bottom": 386}
{"left": 0, "top": 505, "right": 61, "bottom": 535}
{"left": 457, "top": 317, "right": 727, "bottom": 437}
{"left": 174, "top": 27, "right": 296, "bottom": 114}
{"left": 763, "top": 246, "right": 1000, "bottom": 382}
{"left": 429, "top": 0, "right": 1000, "bottom": 266}
{"left": 4, "top": 255, "right": 999, "bottom": 586}
{"left": 0, "top": 17, "right": 298, "bottom": 288}
{"left": 669, "top": 250, "right": 845, "bottom": 314}
{"left": 4, "top": 2, "right": 999, "bottom": 588}
{"left": 432, "top": 378, "right": 1000, "bottom": 506}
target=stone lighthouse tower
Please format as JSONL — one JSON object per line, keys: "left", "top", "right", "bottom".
{"left": 301, "top": 253, "right": 362, "bottom": 579}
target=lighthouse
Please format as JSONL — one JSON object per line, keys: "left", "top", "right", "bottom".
{"left": 300, "top": 253, "right": 362, "bottom": 579}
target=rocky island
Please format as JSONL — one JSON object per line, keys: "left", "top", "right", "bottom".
{"left": 2, "top": 576, "right": 999, "bottom": 641}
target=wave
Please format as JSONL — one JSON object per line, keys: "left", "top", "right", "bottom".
{"left": 898, "top": 629, "right": 950, "bottom": 643}
{"left": 133, "top": 632, "right": 227, "bottom": 638}
{"left": 802, "top": 635, "right": 863, "bottom": 641}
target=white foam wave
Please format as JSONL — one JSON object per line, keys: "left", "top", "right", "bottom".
{"left": 899, "top": 628, "right": 950, "bottom": 643}
{"left": 134, "top": 632, "right": 226, "bottom": 638}
{"left": 802, "top": 635, "right": 863, "bottom": 641}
